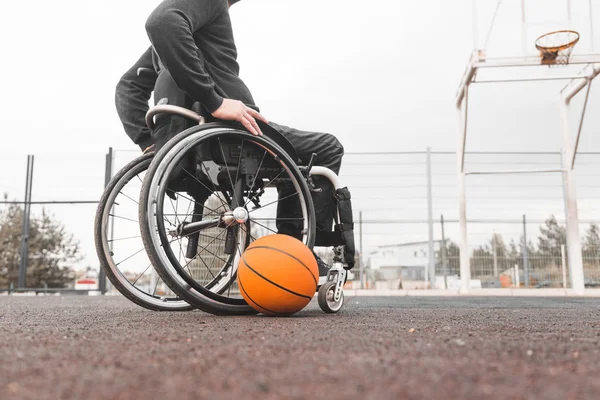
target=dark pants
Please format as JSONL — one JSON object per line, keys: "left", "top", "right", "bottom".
{"left": 269, "top": 122, "right": 344, "bottom": 239}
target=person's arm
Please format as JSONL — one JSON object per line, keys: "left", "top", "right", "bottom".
{"left": 115, "top": 47, "right": 157, "bottom": 151}
{"left": 145, "top": 0, "right": 267, "bottom": 136}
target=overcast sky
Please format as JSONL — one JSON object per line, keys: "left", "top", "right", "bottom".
{"left": 2, "top": 0, "right": 600, "bottom": 270}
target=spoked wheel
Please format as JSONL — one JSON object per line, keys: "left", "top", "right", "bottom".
{"left": 94, "top": 153, "right": 192, "bottom": 311}
{"left": 139, "top": 124, "right": 316, "bottom": 315}
{"left": 318, "top": 281, "right": 344, "bottom": 313}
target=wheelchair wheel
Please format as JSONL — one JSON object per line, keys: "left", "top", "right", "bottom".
{"left": 94, "top": 153, "right": 192, "bottom": 311}
{"left": 318, "top": 281, "right": 344, "bottom": 313}
{"left": 139, "top": 123, "right": 316, "bottom": 315}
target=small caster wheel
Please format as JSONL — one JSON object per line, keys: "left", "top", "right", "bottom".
{"left": 318, "top": 281, "right": 344, "bottom": 313}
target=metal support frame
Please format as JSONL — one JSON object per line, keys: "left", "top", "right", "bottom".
{"left": 18, "top": 155, "right": 34, "bottom": 289}
{"left": 426, "top": 148, "right": 436, "bottom": 289}
{"left": 560, "top": 102, "right": 586, "bottom": 293}
{"left": 359, "top": 211, "right": 364, "bottom": 289}
{"left": 456, "top": 92, "right": 470, "bottom": 294}
{"left": 99, "top": 147, "right": 113, "bottom": 295}
{"left": 522, "top": 215, "right": 530, "bottom": 288}
{"left": 455, "top": 48, "right": 600, "bottom": 294}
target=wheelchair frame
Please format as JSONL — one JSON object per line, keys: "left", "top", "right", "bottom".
{"left": 97, "top": 104, "right": 353, "bottom": 314}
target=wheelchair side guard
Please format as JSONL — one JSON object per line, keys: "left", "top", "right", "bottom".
{"left": 334, "top": 187, "right": 356, "bottom": 270}
{"left": 257, "top": 120, "right": 301, "bottom": 165}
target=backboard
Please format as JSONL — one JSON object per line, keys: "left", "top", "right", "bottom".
{"left": 473, "top": 0, "right": 596, "bottom": 60}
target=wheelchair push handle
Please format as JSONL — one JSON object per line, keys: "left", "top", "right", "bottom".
{"left": 145, "top": 104, "right": 205, "bottom": 130}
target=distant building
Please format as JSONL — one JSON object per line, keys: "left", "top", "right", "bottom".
{"left": 368, "top": 241, "right": 442, "bottom": 281}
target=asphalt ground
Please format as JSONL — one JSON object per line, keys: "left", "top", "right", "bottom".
{"left": 1, "top": 295, "right": 599, "bottom": 400}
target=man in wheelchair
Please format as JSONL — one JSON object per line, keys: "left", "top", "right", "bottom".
{"left": 115, "top": 0, "right": 350, "bottom": 279}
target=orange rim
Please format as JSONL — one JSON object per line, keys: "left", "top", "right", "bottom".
{"left": 535, "top": 30, "right": 580, "bottom": 53}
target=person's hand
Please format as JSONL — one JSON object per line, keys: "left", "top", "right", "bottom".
{"left": 211, "top": 99, "right": 268, "bottom": 136}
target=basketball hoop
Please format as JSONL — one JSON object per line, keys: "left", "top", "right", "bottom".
{"left": 535, "top": 30, "right": 580, "bottom": 66}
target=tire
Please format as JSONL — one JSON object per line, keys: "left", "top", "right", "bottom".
{"left": 94, "top": 152, "right": 192, "bottom": 311}
{"left": 139, "top": 123, "right": 316, "bottom": 315}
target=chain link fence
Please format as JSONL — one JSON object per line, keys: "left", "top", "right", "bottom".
{"left": 3, "top": 149, "right": 600, "bottom": 292}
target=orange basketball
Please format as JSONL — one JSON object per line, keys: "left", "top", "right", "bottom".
{"left": 238, "top": 234, "right": 318, "bottom": 316}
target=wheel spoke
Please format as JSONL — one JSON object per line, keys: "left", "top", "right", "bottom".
{"left": 248, "top": 191, "right": 299, "bottom": 214}
{"left": 177, "top": 236, "right": 189, "bottom": 273}
{"left": 183, "top": 249, "right": 217, "bottom": 280}
{"left": 243, "top": 151, "right": 268, "bottom": 208}
{"left": 152, "top": 277, "right": 160, "bottom": 296}
{"left": 109, "top": 214, "right": 138, "bottom": 223}
{"left": 197, "top": 225, "right": 231, "bottom": 260}
{"left": 191, "top": 229, "right": 229, "bottom": 279}
{"left": 234, "top": 139, "right": 245, "bottom": 192}
{"left": 118, "top": 190, "right": 139, "bottom": 205}
{"left": 108, "top": 235, "right": 142, "bottom": 243}
{"left": 252, "top": 218, "right": 304, "bottom": 221}
{"left": 262, "top": 168, "right": 286, "bottom": 190}
{"left": 250, "top": 220, "right": 278, "bottom": 235}
{"left": 179, "top": 164, "right": 227, "bottom": 210}
{"left": 241, "top": 225, "right": 258, "bottom": 242}
{"left": 173, "top": 186, "right": 221, "bottom": 216}
{"left": 201, "top": 244, "right": 219, "bottom": 283}
{"left": 169, "top": 196, "right": 181, "bottom": 226}
{"left": 198, "top": 162, "right": 229, "bottom": 210}
{"left": 217, "top": 137, "right": 237, "bottom": 201}
{"left": 115, "top": 247, "right": 146, "bottom": 266}
{"left": 131, "top": 263, "right": 153, "bottom": 285}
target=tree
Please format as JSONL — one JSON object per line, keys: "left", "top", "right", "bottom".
{"left": 582, "top": 223, "right": 600, "bottom": 267}
{"left": 441, "top": 240, "right": 460, "bottom": 276}
{"left": 536, "top": 215, "right": 566, "bottom": 267}
{"left": 470, "top": 233, "right": 509, "bottom": 276}
{"left": 583, "top": 223, "right": 600, "bottom": 252}
{"left": 0, "top": 201, "right": 80, "bottom": 288}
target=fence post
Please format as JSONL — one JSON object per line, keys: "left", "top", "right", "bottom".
{"left": 359, "top": 210, "right": 364, "bottom": 289}
{"left": 426, "top": 147, "right": 435, "bottom": 289}
{"left": 561, "top": 244, "right": 567, "bottom": 289}
{"left": 514, "top": 264, "right": 520, "bottom": 288}
{"left": 18, "top": 155, "right": 34, "bottom": 290}
{"left": 99, "top": 147, "right": 113, "bottom": 294}
{"left": 522, "top": 214, "right": 530, "bottom": 288}
{"left": 492, "top": 233, "right": 498, "bottom": 277}
{"left": 441, "top": 214, "right": 448, "bottom": 289}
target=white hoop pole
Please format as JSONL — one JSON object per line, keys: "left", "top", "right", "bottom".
{"left": 474, "top": 76, "right": 587, "bottom": 84}
{"left": 590, "top": 0, "right": 595, "bottom": 52}
{"left": 561, "top": 63, "right": 600, "bottom": 104}
{"left": 456, "top": 53, "right": 477, "bottom": 106}
{"left": 460, "top": 89, "right": 469, "bottom": 173}
{"left": 560, "top": 101, "right": 585, "bottom": 294}
{"left": 456, "top": 96, "right": 470, "bottom": 294}
{"left": 521, "top": 0, "right": 526, "bottom": 56}
{"left": 472, "top": 0, "right": 479, "bottom": 49}
{"left": 570, "top": 81, "right": 592, "bottom": 169}
{"left": 465, "top": 169, "right": 564, "bottom": 175}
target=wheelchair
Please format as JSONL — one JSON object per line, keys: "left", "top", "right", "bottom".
{"left": 95, "top": 104, "right": 356, "bottom": 315}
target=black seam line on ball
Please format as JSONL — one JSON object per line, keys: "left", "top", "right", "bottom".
{"left": 242, "top": 254, "right": 313, "bottom": 300}
{"left": 238, "top": 275, "right": 286, "bottom": 316}
{"left": 244, "top": 246, "right": 318, "bottom": 286}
